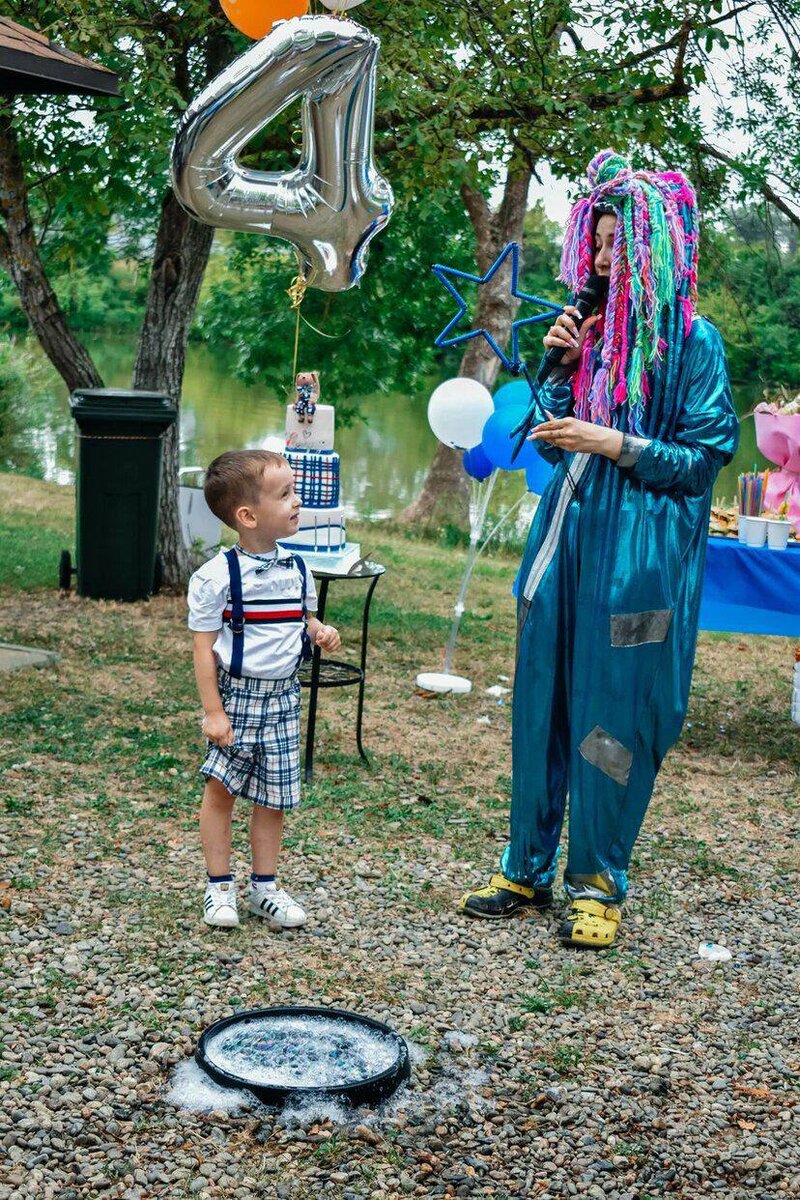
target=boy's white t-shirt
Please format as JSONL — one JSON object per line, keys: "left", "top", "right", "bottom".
{"left": 187, "top": 547, "right": 318, "bottom": 680}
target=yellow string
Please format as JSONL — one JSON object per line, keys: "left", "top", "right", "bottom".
{"left": 287, "top": 274, "right": 308, "bottom": 384}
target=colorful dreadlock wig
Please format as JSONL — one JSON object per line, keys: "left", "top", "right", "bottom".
{"left": 560, "top": 149, "right": 699, "bottom": 431}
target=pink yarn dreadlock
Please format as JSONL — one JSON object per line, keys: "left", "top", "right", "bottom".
{"left": 560, "top": 150, "right": 699, "bottom": 429}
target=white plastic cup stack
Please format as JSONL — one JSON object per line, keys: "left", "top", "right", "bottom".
{"left": 765, "top": 519, "right": 791, "bottom": 550}
{"left": 744, "top": 516, "right": 768, "bottom": 548}
{"left": 737, "top": 515, "right": 750, "bottom": 544}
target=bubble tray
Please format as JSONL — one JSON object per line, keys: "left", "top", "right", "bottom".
{"left": 195, "top": 1006, "right": 411, "bottom": 1108}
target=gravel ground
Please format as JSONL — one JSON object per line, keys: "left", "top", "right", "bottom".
{"left": 1, "top": 517, "right": 799, "bottom": 1199}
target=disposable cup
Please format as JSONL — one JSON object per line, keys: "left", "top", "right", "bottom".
{"left": 737, "top": 516, "right": 750, "bottom": 544}
{"left": 745, "top": 517, "right": 768, "bottom": 548}
{"left": 766, "top": 519, "right": 791, "bottom": 550}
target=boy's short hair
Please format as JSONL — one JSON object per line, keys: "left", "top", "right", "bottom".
{"left": 204, "top": 450, "right": 287, "bottom": 527}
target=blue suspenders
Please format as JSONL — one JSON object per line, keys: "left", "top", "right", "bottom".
{"left": 293, "top": 555, "right": 314, "bottom": 666}
{"left": 224, "top": 548, "right": 312, "bottom": 680}
{"left": 224, "top": 548, "right": 245, "bottom": 679}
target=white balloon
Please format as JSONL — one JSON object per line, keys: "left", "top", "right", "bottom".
{"left": 320, "top": 0, "right": 367, "bottom": 8}
{"left": 427, "top": 378, "right": 494, "bottom": 451}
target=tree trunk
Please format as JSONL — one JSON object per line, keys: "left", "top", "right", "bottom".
{"left": 0, "top": 109, "right": 103, "bottom": 392}
{"left": 400, "top": 165, "right": 532, "bottom": 529}
{"left": 132, "top": 191, "right": 215, "bottom": 589}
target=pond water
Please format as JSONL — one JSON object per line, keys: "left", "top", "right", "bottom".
{"left": 12, "top": 334, "right": 766, "bottom": 527}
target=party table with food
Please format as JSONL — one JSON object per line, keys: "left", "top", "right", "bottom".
{"left": 703, "top": 483, "right": 800, "bottom": 636}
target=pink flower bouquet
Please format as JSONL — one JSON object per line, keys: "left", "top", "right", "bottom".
{"left": 754, "top": 401, "right": 800, "bottom": 531}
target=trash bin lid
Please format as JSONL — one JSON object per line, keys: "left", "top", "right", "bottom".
{"left": 70, "top": 389, "right": 177, "bottom": 428}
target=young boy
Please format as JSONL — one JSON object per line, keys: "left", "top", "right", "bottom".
{"left": 187, "top": 450, "right": 341, "bottom": 929}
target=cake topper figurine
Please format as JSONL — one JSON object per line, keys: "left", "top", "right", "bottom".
{"left": 294, "top": 371, "right": 320, "bottom": 425}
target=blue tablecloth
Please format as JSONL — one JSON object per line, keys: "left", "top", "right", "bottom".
{"left": 513, "top": 535, "right": 799, "bottom": 636}
{"left": 700, "top": 537, "right": 800, "bottom": 636}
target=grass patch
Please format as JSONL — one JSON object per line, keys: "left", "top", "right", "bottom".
{"left": 0, "top": 517, "right": 72, "bottom": 594}
{"left": 0, "top": 473, "right": 73, "bottom": 592}
{"left": 521, "top": 982, "right": 585, "bottom": 1015}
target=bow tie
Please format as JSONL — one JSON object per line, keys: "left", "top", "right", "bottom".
{"left": 255, "top": 558, "right": 294, "bottom": 575}
{"left": 235, "top": 545, "right": 297, "bottom": 575}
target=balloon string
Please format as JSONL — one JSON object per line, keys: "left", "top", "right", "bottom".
{"left": 287, "top": 275, "right": 308, "bottom": 383}
{"left": 299, "top": 311, "right": 350, "bottom": 339}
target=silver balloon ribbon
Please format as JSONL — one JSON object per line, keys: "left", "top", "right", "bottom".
{"left": 170, "top": 15, "right": 393, "bottom": 293}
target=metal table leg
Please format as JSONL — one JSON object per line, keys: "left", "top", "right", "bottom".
{"left": 356, "top": 574, "right": 381, "bottom": 766}
{"left": 303, "top": 577, "right": 329, "bottom": 785}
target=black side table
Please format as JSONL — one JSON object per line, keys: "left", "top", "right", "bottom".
{"left": 299, "top": 560, "right": 386, "bottom": 783}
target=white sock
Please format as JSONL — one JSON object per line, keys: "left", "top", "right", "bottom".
{"left": 251, "top": 877, "right": 277, "bottom": 892}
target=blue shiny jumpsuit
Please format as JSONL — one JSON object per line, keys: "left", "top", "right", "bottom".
{"left": 503, "top": 317, "right": 739, "bottom": 903}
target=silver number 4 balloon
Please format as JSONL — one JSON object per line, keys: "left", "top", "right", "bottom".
{"left": 171, "top": 14, "right": 393, "bottom": 292}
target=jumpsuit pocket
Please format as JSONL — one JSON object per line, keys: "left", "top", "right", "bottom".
{"left": 610, "top": 609, "right": 673, "bottom": 648}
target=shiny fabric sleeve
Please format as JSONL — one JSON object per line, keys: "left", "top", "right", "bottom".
{"left": 618, "top": 321, "right": 739, "bottom": 497}
{"left": 533, "top": 371, "right": 573, "bottom": 465}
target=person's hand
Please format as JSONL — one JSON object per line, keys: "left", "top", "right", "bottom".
{"left": 530, "top": 417, "right": 623, "bottom": 459}
{"left": 314, "top": 624, "right": 341, "bottom": 653}
{"left": 203, "top": 709, "right": 234, "bottom": 747}
{"left": 543, "top": 306, "right": 601, "bottom": 365}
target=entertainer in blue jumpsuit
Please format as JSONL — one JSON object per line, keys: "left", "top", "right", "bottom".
{"left": 461, "top": 151, "right": 739, "bottom": 947}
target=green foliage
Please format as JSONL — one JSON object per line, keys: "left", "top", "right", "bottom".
{"left": 521, "top": 204, "right": 563, "bottom": 296}
{"left": 196, "top": 186, "right": 475, "bottom": 405}
{"left": 0, "top": 338, "right": 53, "bottom": 475}
{"left": 366, "top": 0, "right": 799, "bottom": 195}
{"left": 0, "top": 258, "right": 148, "bottom": 334}
{"left": 6, "top": 1, "right": 242, "bottom": 274}
{"left": 194, "top": 197, "right": 565, "bottom": 403}
{"left": 701, "top": 208, "right": 800, "bottom": 386}
{"left": 2, "top": 0, "right": 798, "bottom": 415}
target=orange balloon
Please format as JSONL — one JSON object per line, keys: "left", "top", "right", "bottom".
{"left": 220, "top": 0, "right": 309, "bottom": 40}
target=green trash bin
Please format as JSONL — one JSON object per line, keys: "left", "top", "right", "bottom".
{"left": 65, "top": 389, "right": 177, "bottom": 601}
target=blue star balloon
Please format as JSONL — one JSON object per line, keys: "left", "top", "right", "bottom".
{"left": 432, "top": 242, "right": 562, "bottom": 375}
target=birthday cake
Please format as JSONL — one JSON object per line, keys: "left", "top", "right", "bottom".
{"left": 280, "top": 403, "right": 361, "bottom": 572}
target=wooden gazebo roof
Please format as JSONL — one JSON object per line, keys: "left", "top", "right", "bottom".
{"left": 0, "top": 17, "right": 119, "bottom": 98}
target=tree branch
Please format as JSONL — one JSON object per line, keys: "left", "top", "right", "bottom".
{"left": 763, "top": 0, "right": 800, "bottom": 62}
{"left": 698, "top": 142, "right": 800, "bottom": 231}
{"left": 460, "top": 183, "right": 492, "bottom": 268}
{"left": 498, "top": 164, "right": 532, "bottom": 243}
{"left": 375, "top": 49, "right": 692, "bottom": 136}
{"left": 0, "top": 222, "right": 11, "bottom": 274}
{"left": 0, "top": 111, "right": 102, "bottom": 390}
{"left": 562, "top": 25, "right": 584, "bottom": 54}
{"left": 463, "top": 73, "right": 690, "bottom": 128}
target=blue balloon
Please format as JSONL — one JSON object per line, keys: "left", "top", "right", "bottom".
{"left": 462, "top": 444, "right": 493, "bottom": 481}
{"left": 481, "top": 406, "right": 537, "bottom": 471}
{"left": 493, "top": 379, "right": 533, "bottom": 411}
{"left": 525, "top": 454, "right": 554, "bottom": 495}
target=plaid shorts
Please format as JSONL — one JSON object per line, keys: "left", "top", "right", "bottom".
{"left": 200, "top": 669, "right": 301, "bottom": 810}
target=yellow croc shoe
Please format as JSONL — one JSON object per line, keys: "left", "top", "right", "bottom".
{"left": 459, "top": 874, "right": 552, "bottom": 920}
{"left": 558, "top": 898, "right": 621, "bottom": 948}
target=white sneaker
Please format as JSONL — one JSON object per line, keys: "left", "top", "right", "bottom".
{"left": 203, "top": 879, "right": 239, "bottom": 928}
{"left": 248, "top": 884, "right": 306, "bottom": 929}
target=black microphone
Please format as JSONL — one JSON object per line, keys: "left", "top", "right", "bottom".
{"left": 533, "top": 273, "right": 609, "bottom": 386}
{"left": 509, "top": 273, "right": 608, "bottom": 463}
